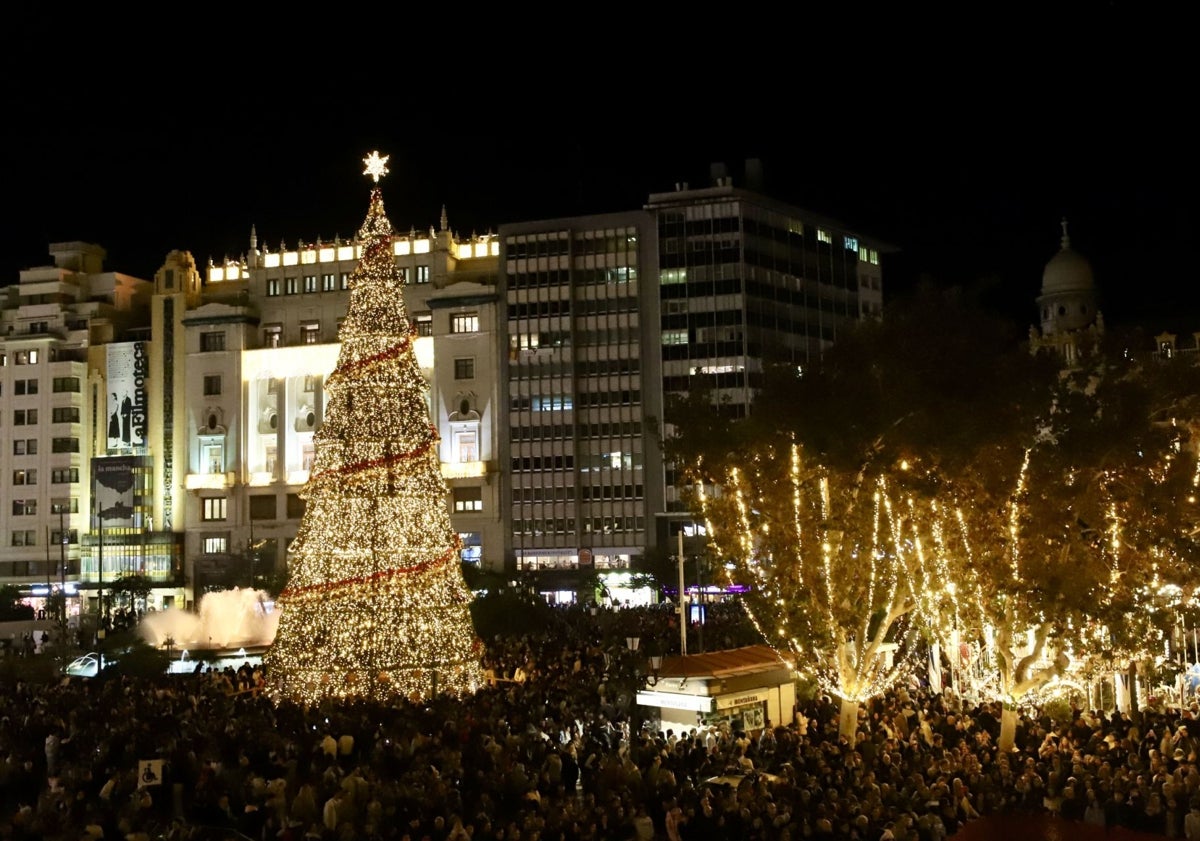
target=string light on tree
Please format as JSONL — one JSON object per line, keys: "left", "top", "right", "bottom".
{"left": 265, "top": 151, "right": 484, "bottom": 706}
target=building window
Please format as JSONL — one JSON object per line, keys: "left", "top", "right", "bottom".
{"left": 202, "top": 375, "right": 222, "bottom": 396}
{"left": 50, "top": 529, "right": 78, "bottom": 545}
{"left": 12, "top": 469, "right": 36, "bottom": 485}
{"left": 415, "top": 315, "right": 433, "bottom": 336}
{"left": 817, "top": 229, "right": 832, "bottom": 244}
{"left": 451, "top": 314, "right": 479, "bottom": 334}
{"left": 11, "top": 530, "right": 37, "bottom": 547}
{"left": 14, "top": 350, "right": 39, "bottom": 365}
{"left": 453, "top": 428, "right": 478, "bottom": 463}
{"left": 416, "top": 265, "right": 430, "bottom": 284}
{"left": 51, "top": 407, "right": 80, "bottom": 423}
{"left": 202, "top": 535, "right": 228, "bottom": 554}
{"left": 200, "top": 332, "right": 226, "bottom": 352}
{"left": 13, "top": 439, "right": 37, "bottom": 455}
{"left": 322, "top": 273, "right": 336, "bottom": 292}
{"left": 453, "top": 486, "right": 483, "bottom": 512}
{"left": 249, "top": 495, "right": 277, "bottom": 520}
{"left": 286, "top": 494, "right": 306, "bottom": 519}
{"left": 14, "top": 379, "right": 38, "bottom": 395}
{"left": 304, "top": 274, "right": 318, "bottom": 293}
{"left": 285, "top": 276, "right": 299, "bottom": 295}
{"left": 51, "top": 438, "right": 80, "bottom": 453}
{"left": 11, "top": 499, "right": 36, "bottom": 516}
{"left": 302, "top": 441, "right": 315, "bottom": 471}
{"left": 201, "top": 438, "right": 224, "bottom": 474}
{"left": 264, "top": 325, "right": 282, "bottom": 348}
{"left": 340, "top": 273, "right": 351, "bottom": 290}
{"left": 454, "top": 358, "right": 475, "bottom": 379}
{"left": 202, "top": 497, "right": 227, "bottom": 521}
{"left": 50, "top": 498, "right": 78, "bottom": 514}
{"left": 301, "top": 323, "right": 319, "bottom": 344}
{"left": 51, "top": 468, "right": 79, "bottom": 484}
{"left": 397, "top": 268, "right": 409, "bottom": 284}
{"left": 13, "top": 409, "right": 37, "bottom": 425}
{"left": 52, "top": 377, "right": 81, "bottom": 392}
{"left": 304, "top": 375, "right": 319, "bottom": 392}
{"left": 266, "top": 278, "right": 280, "bottom": 297}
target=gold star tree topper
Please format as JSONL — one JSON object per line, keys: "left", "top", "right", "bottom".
{"left": 363, "top": 150, "right": 390, "bottom": 183}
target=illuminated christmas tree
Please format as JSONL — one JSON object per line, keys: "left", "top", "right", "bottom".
{"left": 265, "top": 151, "right": 484, "bottom": 705}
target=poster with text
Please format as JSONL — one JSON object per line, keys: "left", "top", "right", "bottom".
{"left": 93, "top": 456, "right": 136, "bottom": 528}
{"left": 106, "top": 342, "right": 148, "bottom": 451}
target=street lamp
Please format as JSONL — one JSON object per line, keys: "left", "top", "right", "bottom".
{"left": 647, "top": 655, "right": 663, "bottom": 687}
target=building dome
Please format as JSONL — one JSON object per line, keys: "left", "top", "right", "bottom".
{"left": 1041, "top": 218, "right": 1094, "bottom": 295}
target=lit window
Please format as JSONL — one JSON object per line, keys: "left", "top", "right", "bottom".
{"left": 304, "top": 375, "right": 319, "bottom": 392}
{"left": 339, "top": 273, "right": 351, "bottom": 290}
{"left": 202, "top": 439, "right": 224, "bottom": 474}
{"left": 453, "top": 486, "right": 483, "bottom": 512}
{"left": 844, "top": 236, "right": 858, "bottom": 252}
{"left": 301, "top": 323, "right": 320, "bottom": 344}
{"left": 12, "top": 469, "right": 35, "bottom": 485}
{"left": 304, "top": 275, "right": 318, "bottom": 293}
{"left": 203, "top": 375, "right": 222, "bottom": 396}
{"left": 662, "top": 329, "right": 688, "bottom": 345}
{"left": 285, "top": 276, "right": 299, "bottom": 295}
{"left": 202, "top": 536, "right": 228, "bottom": 554}
{"left": 454, "top": 358, "right": 475, "bottom": 379}
{"left": 454, "top": 429, "right": 478, "bottom": 463}
{"left": 451, "top": 314, "right": 479, "bottom": 334}
{"left": 202, "top": 497, "right": 227, "bottom": 521}
{"left": 415, "top": 315, "right": 433, "bottom": 336}
{"left": 322, "top": 273, "right": 336, "bottom": 291}
{"left": 817, "top": 229, "right": 832, "bottom": 244}
{"left": 200, "top": 332, "right": 226, "bottom": 352}
{"left": 416, "top": 265, "right": 430, "bottom": 284}
{"left": 264, "top": 325, "right": 282, "bottom": 347}
{"left": 266, "top": 278, "right": 280, "bottom": 297}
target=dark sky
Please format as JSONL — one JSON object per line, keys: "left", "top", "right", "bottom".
{"left": 4, "top": 6, "right": 1192, "bottom": 335}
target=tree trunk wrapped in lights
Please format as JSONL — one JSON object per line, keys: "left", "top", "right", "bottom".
{"left": 265, "top": 152, "right": 483, "bottom": 706}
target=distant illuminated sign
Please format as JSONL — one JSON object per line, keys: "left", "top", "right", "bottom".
{"left": 636, "top": 691, "right": 714, "bottom": 712}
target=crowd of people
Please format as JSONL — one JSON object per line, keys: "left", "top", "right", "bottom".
{"left": 2, "top": 600, "right": 1199, "bottom": 841}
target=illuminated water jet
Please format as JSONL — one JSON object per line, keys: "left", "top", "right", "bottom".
{"left": 138, "top": 588, "right": 279, "bottom": 651}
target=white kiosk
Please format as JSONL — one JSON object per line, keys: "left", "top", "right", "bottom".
{"left": 635, "top": 644, "right": 796, "bottom": 735}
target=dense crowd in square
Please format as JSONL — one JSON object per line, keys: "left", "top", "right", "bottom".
{"left": 2, "top": 602, "right": 1198, "bottom": 841}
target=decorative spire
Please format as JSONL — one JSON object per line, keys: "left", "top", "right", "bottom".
{"left": 1060, "top": 217, "right": 1071, "bottom": 250}
{"left": 440, "top": 205, "right": 449, "bottom": 233}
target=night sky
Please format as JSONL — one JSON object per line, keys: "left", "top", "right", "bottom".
{"left": 4, "top": 6, "right": 1192, "bottom": 335}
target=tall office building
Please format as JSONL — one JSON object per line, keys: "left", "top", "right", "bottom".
{"left": 501, "top": 161, "right": 889, "bottom": 600}
{"left": 0, "top": 243, "right": 153, "bottom": 616}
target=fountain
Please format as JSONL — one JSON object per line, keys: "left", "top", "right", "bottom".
{"left": 138, "top": 588, "right": 280, "bottom": 653}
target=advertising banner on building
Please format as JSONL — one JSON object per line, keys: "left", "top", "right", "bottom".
{"left": 93, "top": 456, "right": 136, "bottom": 528}
{"left": 106, "top": 342, "right": 148, "bottom": 451}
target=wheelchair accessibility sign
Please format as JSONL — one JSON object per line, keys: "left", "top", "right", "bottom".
{"left": 138, "top": 759, "right": 163, "bottom": 788}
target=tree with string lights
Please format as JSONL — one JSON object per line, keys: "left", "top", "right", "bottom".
{"left": 265, "top": 152, "right": 484, "bottom": 706}
{"left": 670, "top": 284, "right": 1058, "bottom": 737}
